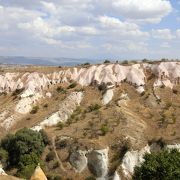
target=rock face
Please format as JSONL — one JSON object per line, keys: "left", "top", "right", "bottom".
{"left": 102, "top": 89, "right": 114, "bottom": 105}
{"left": 0, "top": 62, "right": 179, "bottom": 130}
{"left": 121, "top": 145, "right": 150, "bottom": 178}
{"left": 0, "top": 165, "right": 7, "bottom": 175}
{"left": 33, "top": 92, "right": 84, "bottom": 131}
{"left": 87, "top": 148, "right": 109, "bottom": 178}
{"left": 166, "top": 144, "right": 180, "bottom": 151}
{"left": 70, "top": 150, "right": 88, "bottom": 172}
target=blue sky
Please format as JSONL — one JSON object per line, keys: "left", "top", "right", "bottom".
{"left": 0, "top": 0, "right": 180, "bottom": 61}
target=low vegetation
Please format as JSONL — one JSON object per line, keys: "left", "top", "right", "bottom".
{"left": 30, "top": 105, "right": 39, "bottom": 114}
{"left": 0, "top": 128, "right": 46, "bottom": 179}
{"left": 67, "top": 82, "right": 77, "bottom": 89}
{"left": 133, "top": 149, "right": 180, "bottom": 180}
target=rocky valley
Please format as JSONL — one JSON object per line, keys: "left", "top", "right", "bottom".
{"left": 0, "top": 61, "right": 180, "bottom": 180}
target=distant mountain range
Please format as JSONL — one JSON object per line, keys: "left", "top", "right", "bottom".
{"left": 0, "top": 56, "right": 99, "bottom": 66}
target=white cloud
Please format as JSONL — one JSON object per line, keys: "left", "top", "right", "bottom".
{"left": 176, "top": 29, "right": 180, "bottom": 37}
{"left": 111, "top": 0, "right": 172, "bottom": 23}
{"left": 160, "top": 42, "right": 170, "bottom": 48}
{"left": 152, "top": 29, "right": 175, "bottom": 40}
{"left": 0, "top": 0, "right": 178, "bottom": 59}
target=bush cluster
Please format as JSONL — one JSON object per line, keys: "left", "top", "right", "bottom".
{"left": 0, "top": 128, "right": 46, "bottom": 179}
{"left": 133, "top": 149, "right": 180, "bottom": 180}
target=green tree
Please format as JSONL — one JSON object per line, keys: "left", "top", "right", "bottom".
{"left": 0, "top": 148, "right": 8, "bottom": 168}
{"left": 133, "top": 149, "right": 180, "bottom": 180}
{"left": 1, "top": 128, "right": 45, "bottom": 166}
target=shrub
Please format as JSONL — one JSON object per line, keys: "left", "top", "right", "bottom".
{"left": 67, "top": 82, "right": 77, "bottom": 89}
{"left": 104, "top": 60, "right": 110, "bottom": 64}
{"left": 172, "top": 89, "right": 178, "bottom": 94}
{"left": 40, "top": 129, "right": 50, "bottom": 145}
{"left": 46, "top": 151, "right": 55, "bottom": 162}
{"left": 121, "top": 60, "right": 129, "bottom": 65}
{"left": 0, "top": 148, "right": 8, "bottom": 168}
{"left": 83, "top": 62, "right": 90, "bottom": 66}
{"left": 88, "top": 104, "right": 101, "bottom": 112}
{"left": 56, "top": 140, "right": 67, "bottom": 149}
{"left": 57, "top": 122, "right": 64, "bottom": 130}
{"left": 12, "top": 88, "right": 25, "bottom": 96}
{"left": 100, "top": 124, "right": 109, "bottom": 136}
{"left": 56, "top": 86, "right": 66, "bottom": 93}
{"left": 1, "top": 128, "right": 45, "bottom": 166}
{"left": 30, "top": 105, "right": 39, "bottom": 114}
{"left": 17, "top": 164, "right": 36, "bottom": 179}
{"left": 53, "top": 161, "right": 59, "bottom": 169}
{"left": 85, "top": 176, "right": 96, "bottom": 180}
{"left": 133, "top": 149, "right": 180, "bottom": 180}
{"left": 54, "top": 175, "right": 62, "bottom": 180}
{"left": 43, "top": 103, "right": 48, "bottom": 108}
{"left": 98, "top": 83, "right": 107, "bottom": 92}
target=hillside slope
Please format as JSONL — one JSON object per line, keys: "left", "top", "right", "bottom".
{"left": 0, "top": 61, "right": 179, "bottom": 179}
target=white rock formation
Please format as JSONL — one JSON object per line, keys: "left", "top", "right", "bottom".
{"left": 0, "top": 165, "right": 7, "bottom": 175}
{"left": 0, "top": 62, "right": 179, "bottom": 130}
{"left": 102, "top": 89, "right": 114, "bottom": 105}
{"left": 87, "top": 148, "right": 109, "bottom": 178}
{"left": 121, "top": 145, "right": 150, "bottom": 178}
{"left": 32, "top": 92, "right": 84, "bottom": 131}
{"left": 70, "top": 150, "right": 88, "bottom": 172}
{"left": 166, "top": 144, "right": 180, "bottom": 151}
{"left": 147, "top": 62, "right": 180, "bottom": 89}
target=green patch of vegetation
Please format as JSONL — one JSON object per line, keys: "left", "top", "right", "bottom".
{"left": 54, "top": 175, "right": 62, "bottom": 180}
{"left": 121, "top": 60, "right": 129, "bottom": 65}
{"left": 100, "top": 124, "right": 109, "bottom": 136}
{"left": 12, "top": 88, "right": 25, "bottom": 96}
{"left": 67, "top": 82, "right": 77, "bottom": 89}
{"left": 88, "top": 103, "right": 101, "bottom": 112}
{"left": 40, "top": 129, "right": 50, "bottom": 145}
{"left": 133, "top": 149, "right": 180, "bottom": 180}
{"left": 57, "top": 122, "right": 64, "bottom": 130}
{"left": 46, "top": 151, "right": 55, "bottom": 162}
{"left": 56, "top": 86, "right": 66, "bottom": 93}
{"left": 53, "top": 161, "right": 59, "bottom": 169}
{"left": 30, "top": 105, "right": 39, "bottom": 114}
{"left": 85, "top": 176, "right": 96, "bottom": 180}
{"left": 0, "top": 128, "right": 45, "bottom": 179}
{"left": 98, "top": 83, "right": 107, "bottom": 92}
{"left": 0, "top": 148, "right": 8, "bottom": 168}
{"left": 104, "top": 60, "right": 111, "bottom": 64}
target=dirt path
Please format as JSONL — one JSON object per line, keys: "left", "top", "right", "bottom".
{"left": 52, "top": 136, "right": 66, "bottom": 172}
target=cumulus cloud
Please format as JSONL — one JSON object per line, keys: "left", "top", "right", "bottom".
{"left": 0, "top": 0, "right": 179, "bottom": 59}
{"left": 111, "top": 0, "right": 172, "bottom": 23}
{"left": 152, "top": 29, "right": 175, "bottom": 40}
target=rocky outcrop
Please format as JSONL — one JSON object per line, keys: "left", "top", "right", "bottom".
{"left": 87, "top": 148, "right": 109, "bottom": 178}
{"left": 102, "top": 89, "right": 114, "bottom": 105}
{"left": 0, "top": 62, "right": 179, "bottom": 131}
{"left": 0, "top": 165, "right": 7, "bottom": 175}
{"left": 70, "top": 150, "right": 88, "bottom": 172}
{"left": 121, "top": 145, "right": 150, "bottom": 178}
{"left": 33, "top": 92, "right": 84, "bottom": 131}
{"left": 30, "top": 165, "right": 47, "bottom": 180}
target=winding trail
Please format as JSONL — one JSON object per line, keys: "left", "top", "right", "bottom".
{"left": 52, "top": 136, "right": 66, "bottom": 172}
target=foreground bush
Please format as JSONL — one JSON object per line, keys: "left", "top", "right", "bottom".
{"left": 133, "top": 149, "right": 180, "bottom": 180}
{"left": 0, "top": 128, "right": 45, "bottom": 179}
